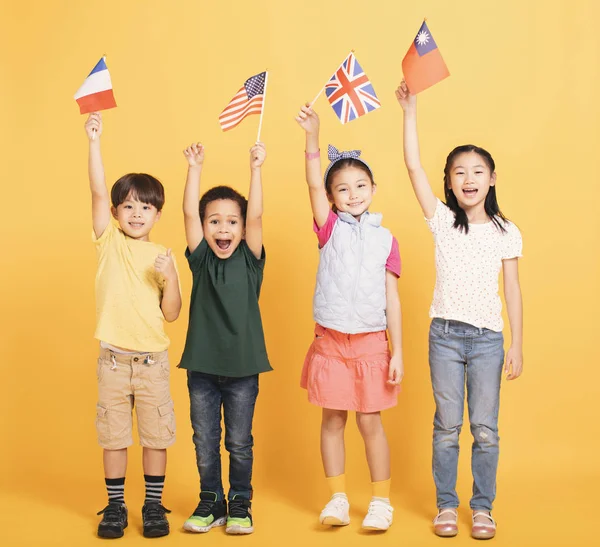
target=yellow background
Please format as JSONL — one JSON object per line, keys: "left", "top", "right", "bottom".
{"left": 1, "top": 1, "right": 599, "bottom": 545}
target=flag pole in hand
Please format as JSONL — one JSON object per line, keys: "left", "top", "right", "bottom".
{"left": 256, "top": 70, "right": 269, "bottom": 143}
{"left": 309, "top": 49, "right": 355, "bottom": 108}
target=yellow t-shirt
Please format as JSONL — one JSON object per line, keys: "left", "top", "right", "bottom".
{"left": 93, "top": 222, "right": 179, "bottom": 352}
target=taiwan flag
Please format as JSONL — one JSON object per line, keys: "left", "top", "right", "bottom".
{"left": 402, "top": 21, "right": 449, "bottom": 94}
{"left": 74, "top": 57, "right": 117, "bottom": 114}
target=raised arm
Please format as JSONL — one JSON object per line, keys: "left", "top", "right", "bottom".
{"left": 85, "top": 113, "right": 111, "bottom": 238}
{"left": 182, "top": 143, "right": 205, "bottom": 253}
{"left": 295, "top": 104, "right": 330, "bottom": 228}
{"left": 246, "top": 142, "right": 266, "bottom": 260}
{"left": 395, "top": 81, "right": 437, "bottom": 219}
{"left": 502, "top": 258, "right": 523, "bottom": 380}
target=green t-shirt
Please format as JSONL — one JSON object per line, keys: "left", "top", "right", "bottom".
{"left": 178, "top": 239, "right": 272, "bottom": 377}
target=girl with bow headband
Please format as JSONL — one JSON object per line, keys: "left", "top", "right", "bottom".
{"left": 295, "top": 104, "right": 404, "bottom": 532}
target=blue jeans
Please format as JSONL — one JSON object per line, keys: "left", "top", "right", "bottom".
{"left": 187, "top": 371, "right": 259, "bottom": 501}
{"left": 429, "top": 318, "right": 504, "bottom": 511}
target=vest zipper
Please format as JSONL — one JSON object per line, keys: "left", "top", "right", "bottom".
{"left": 350, "top": 222, "right": 366, "bottom": 326}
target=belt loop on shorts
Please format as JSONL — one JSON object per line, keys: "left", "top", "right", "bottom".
{"left": 444, "top": 320, "right": 450, "bottom": 334}
{"left": 478, "top": 327, "right": 484, "bottom": 335}
{"left": 110, "top": 352, "right": 117, "bottom": 370}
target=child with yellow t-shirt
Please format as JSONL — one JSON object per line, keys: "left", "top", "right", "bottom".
{"left": 85, "top": 112, "right": 182, "bottom": 540}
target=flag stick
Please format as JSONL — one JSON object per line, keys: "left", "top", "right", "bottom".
{"left": 309, "top": 50, "right": 354, "bottom": 108}
{"left": 91, "top": 55, "right": 107, "bottom": 141}
{"left": 256, "top": 70, "right": 269, "bottom": 143}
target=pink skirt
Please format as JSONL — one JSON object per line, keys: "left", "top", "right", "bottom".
{"left": 300, "top": 324, "right": 399, "bottom": 413}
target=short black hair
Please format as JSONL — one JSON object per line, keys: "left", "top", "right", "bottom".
{"left": 111, "top": 173, "right": 165, "bottom": 211}
{"left": 199, "top": 185, "right": 248, "bottom": 223}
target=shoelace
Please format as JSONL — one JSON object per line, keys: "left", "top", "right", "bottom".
{"left": 194, "top": 499, "right": 217, "bottom": 517}
{"left": 144, "top": 503, "right": 171, "bottom": 523}
{"left": 97, "top": 503, "right": 124, "bottom": 522}
{"left": 229, "top": 500, "right": 250, "bottom": 519}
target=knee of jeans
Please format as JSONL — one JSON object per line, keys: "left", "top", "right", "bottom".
{"left": 225, "top": 431, "right": 253, "bottom": 453}
{"left": 471, "top": 423, "right": 498, "bottom": 446}
{"left": 434, "top": 408, "right": 463, "bottom": 433}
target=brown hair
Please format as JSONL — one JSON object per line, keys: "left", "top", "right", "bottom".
{"left": 111, "top": 173, "right": 165, "bottom": 211}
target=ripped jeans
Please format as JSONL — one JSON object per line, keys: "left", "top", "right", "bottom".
{"left": 429, "top": 318, "right": 504, "bottom": 511}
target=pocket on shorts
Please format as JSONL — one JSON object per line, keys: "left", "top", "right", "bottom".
{"left": 158, "top": 400, "right": 176, "bottom": 436}
{"left": 149, "top": 359, "right": 170, "bottom": 384}
{"left": 96, "top": 404, "right": 109, "bottom": 439}
{"left": 96, "top": 358, "right": 105, "bottom": 382}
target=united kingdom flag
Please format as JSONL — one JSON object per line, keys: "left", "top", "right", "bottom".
{"left": 325, "top": 52, "right": 381, "bottom": 124}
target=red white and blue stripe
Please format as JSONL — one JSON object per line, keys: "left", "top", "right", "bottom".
{"left": 325, "top": 52, "right": 380, "bottom": 124}
{"left": 74, "top": 57, "right": 117, "bottom": 114}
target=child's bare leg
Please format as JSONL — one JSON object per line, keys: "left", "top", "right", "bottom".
{"left": 143, "top": 447, "right": 167, "bottom": 476}
{"left": 320, "top": 409, "right": 347, "bottom": 478}
{"left": 356, "top": 411, "right": 393, "bottom": 530}
{"left": 356, "top": 412, "right": 390, "bottom": 482}
{"left": 103, "top": 448, "right": 127, "bottom": 478}
{"left": 319, "top": 409, "right": 350, "bottom": 526}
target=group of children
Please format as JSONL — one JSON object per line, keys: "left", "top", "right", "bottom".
{"left": 87, "top": 79, "right": 523, "bottom": 541}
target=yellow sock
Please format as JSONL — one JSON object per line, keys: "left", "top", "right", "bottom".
{"left": 326, "top": 474, "right": 346, "bottom": 496}
{"left": 371, "top": 478, "right": 391, "bottom": 499}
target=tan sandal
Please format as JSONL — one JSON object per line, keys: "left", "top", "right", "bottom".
{"left": 433, "top": 508, "right": 458, "bottom": 537}
{"left": 471, "top": 511, "right": 496, "bottom": 540}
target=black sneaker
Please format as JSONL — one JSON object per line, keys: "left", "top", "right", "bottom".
{"left": 142, "top": 502, "right": 171, "bottom": 538}
{"left": 97, "top": 502, "right": 128, "bottom": 539}
{"left": 183, "top": 491, "right": 227, "bottom": 533}
{"left": 226, "top": 496, "right": 253, "bottom": 535}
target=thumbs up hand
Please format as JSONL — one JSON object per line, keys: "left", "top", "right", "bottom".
{"left": 155, "top": 249, "right": 177, "bottom": 281}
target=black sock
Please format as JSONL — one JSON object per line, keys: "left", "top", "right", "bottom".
{"left": 144, "top": 475, "right": 165, "bottom": 504}
{"left": 106, "top": 477, "right": 125, "bottom": 505}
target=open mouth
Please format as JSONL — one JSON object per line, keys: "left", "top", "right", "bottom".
{"left": 216, "top": 239, "right": 232, "bottom": 251}
{"left": 129, "top": 222, "right": 145, "bottom": 229}
{"left": 348, "top": 201, "right": 364, "bottom": 208}
{"left": 462, "top": 188, "right": 478, "bottom": 197}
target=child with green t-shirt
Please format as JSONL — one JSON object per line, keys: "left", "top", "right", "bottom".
{"left": 179, "top": 141, "right": 272, "bottom": 535}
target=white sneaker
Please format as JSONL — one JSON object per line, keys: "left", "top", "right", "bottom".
{"left": 362, "top": 499, "right": 393, "bottom": 530}
{"left": 319, "top": 494, "right": 350, "bottom": 526}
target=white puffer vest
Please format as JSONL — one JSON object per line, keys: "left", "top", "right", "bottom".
{"left": 313, "top": 211, "right": 392, "bottom": 334}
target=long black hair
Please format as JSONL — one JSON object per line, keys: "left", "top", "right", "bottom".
{"left": 443, "top": 144, "right": 508, "bottom": 234}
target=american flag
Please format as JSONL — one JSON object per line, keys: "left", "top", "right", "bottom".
{"left": 325, "top": 53, "right": 380, "bottom": 124}
{"left": 219, "top": 72, "right": 266, "bottom": 131}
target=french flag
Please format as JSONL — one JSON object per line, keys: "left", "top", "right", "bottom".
{"left": 74, "top": 57, "right": 117, "bottom": 114}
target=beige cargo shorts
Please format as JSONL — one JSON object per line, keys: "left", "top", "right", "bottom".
{"left": 96, "top": 347, "right": 176, "bottom": 450}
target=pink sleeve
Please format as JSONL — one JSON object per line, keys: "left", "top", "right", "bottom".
{"left": 386, "top": 236, "right": 401, "bottom": 277}
{"left": 313, "top": 209, "right": 338, "bottom": 248}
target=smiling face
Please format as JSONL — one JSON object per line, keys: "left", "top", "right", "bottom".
{"left": 446, "top": 151, "right": 496, "bottom": 212}
{"left": 202, "top": 199, "right": 244, "bottom": 259}
{"left": 111, "top": 192, "right": 161, "bottom": 241}
{"left": 327, "top": 166, "right": 376, "bottom": 219}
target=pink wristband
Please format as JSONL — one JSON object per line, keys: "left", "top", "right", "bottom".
{"left": 305, "top": 149, "right": 320, "bottom": 160}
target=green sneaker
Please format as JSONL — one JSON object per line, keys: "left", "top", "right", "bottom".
{"left": 183, "top": 492, "right": 227, "bottom": 533}
{"left": 226, "top": 496, "right": 253, "bottom": 535}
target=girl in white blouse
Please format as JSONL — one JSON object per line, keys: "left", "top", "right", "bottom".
{"left": 396, "top": 80, "right": 523, "bottom": 540}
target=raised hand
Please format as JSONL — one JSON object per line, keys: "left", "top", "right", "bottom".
{"left": 295, "top": 103, "right": 320, "bottom": 135}
{"left": 395, "top": 79, "right": 416, "bottom": 111}
{"left": 250, "top": 142, "right": 267, "bottom": 169}
{"left": 85, "top": 112, "right": 103, "bottom": 140}
{"left": 183, "top": 142, "right": 205, "bottom": 167}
